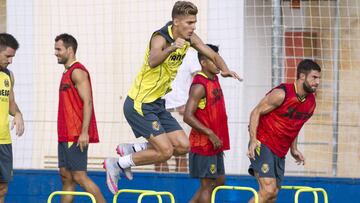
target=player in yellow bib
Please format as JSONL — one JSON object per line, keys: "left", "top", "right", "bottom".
{"left": 0, "top": 33, "right": 24, "bottom": 203}
{"left": 104, "top": 1, "right": 241, "bottom": 194}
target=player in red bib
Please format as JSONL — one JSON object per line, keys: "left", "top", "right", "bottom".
{"left": 55, "top": 33, "right": 105, "bottom": 203}
{"left": 247, "top": 59, "right": 321, "bottom": 203}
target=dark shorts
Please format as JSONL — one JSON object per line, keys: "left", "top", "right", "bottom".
{"left": 248, "top": 143, "right": 285, "bottom": 187}
{"left": 58, "top": 142, "right": 88, "bottom": 171}
{"left": 189, "top": 152, "right": 225, "bottom": 179}
{"left": 123, "top": 96, "right": 182, "bottom": 139}
{"left": 0, "top": 144, "right": 13, "bottom": 182}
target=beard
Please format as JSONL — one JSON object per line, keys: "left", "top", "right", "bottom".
{"left": 303, "top": 82, "right": 316, "bottom": 93}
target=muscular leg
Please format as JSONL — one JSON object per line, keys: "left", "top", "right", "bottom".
{"left": 189, "top": 175, "right": 225, "bottom": 203}
{"left": 131, "top": 133, "right": 174, "bottom": 165}
{"left": 72, "top": 171, "right": 106, "bottom": 203}
{"left": 248, "top": 173, "right": 279, "bottom": 203}
{"left": 166, "top": 130, "right": 189, "bottom": 156}
{"left": 59, "top": 167, "right": 76, "bottom": 203}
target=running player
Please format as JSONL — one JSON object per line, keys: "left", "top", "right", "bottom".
{"left": 247, "top": 59, "right": 321, "bottom": 203}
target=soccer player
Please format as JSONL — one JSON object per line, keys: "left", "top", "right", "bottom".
{"left": 184, "top": 44, "right": 230, "bottom": 203}
{"left": 247, "top": 59, "right": 321, "bottom": 203}
{"left": 0, "top": 33, "right": 25, "bottom": 203}
{"left": 103, "top": 1, "right": 240, "bottom": 194}
{"left": 55, "top": 33, "right": 105, "bottom": 203}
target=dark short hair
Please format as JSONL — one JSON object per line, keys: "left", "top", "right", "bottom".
{"left": 55, "top": 33, "right": 78, "bottom": 54}
{"left": 198, "top": 44, "right": 219, "bottom": 62}
{"left": 172, "top": 1, "right": 198, "bottom": 19}
{"left": 0, "top": 33, "right": 19, "bottom": 51}
{"left": 296, "top": 59, "right": 321, "bottom": 79}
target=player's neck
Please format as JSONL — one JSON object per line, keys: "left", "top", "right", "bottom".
{"left": 294, "top": 80, "right": 308, "bottom": 98}
{"left": 64, "top": 57, "right": 77, "bottom": 69}
{"left": 202, "top": 70, "right": 215, "bottom": 80}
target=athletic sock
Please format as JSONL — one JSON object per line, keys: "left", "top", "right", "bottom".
{"left": 133, "top": 142, "right": 148, "bottom": 152}
{"left": 117, "top": 154, "right": 135, "bottom": 168}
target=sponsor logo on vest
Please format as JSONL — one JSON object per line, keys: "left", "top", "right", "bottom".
{"left": 212, "top": 88, "right": 223, "bottom": 105}
{"left": 60, "top": 83, "right": 71, "bottom": 91}
{"left": 4, "top": 79, "right": 9, "bottom": 87}
{"left": 281, "top": 107, "right": 312, "bottom": 120}
{"left": 0, "top": 89, "right": 9, "bottom": 96}
{"left": 169, "top": 53, "right": 186, "bottom": 61}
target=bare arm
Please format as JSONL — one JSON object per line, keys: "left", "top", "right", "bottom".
{"left": 183, "top": 84, "right": 222, "bottom": 149}
{"left": 290, "top": 136, "right": 305, "bottom": 165}
{"left": 71, "top": 68, "right": 92, "bottom": 152}
{"left": 148, "top": 34, "right": 185, "bottom": 68}
{"left": 247, "top": 88, "right": 285, "bottom": 159}
{"left": 9, "top": 71, "right": 24, "bottom": 136}
{"left": 190, "top": 33, "right": 241, "bottom": 80}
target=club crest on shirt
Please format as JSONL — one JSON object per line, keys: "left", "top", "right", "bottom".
{"left": 152, "top": 121, "right": 160, "bottom": 131}
{"left": 4, "top": 79, "right": 9, "bottom": 87}
{"left": 210, "top": 164, "right": 216, "bottom": 174}
{"left": 261, "top": 163, "right": 269, "bottom": 173}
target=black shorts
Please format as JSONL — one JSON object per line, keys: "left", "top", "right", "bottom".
{"left": 123, "top": 96, "right": 182, "bottom": 139}
{"left": 58, "top": 142, "right": 88, "bottom": 171}
{"left": 0, "top": 144, "right": 12, "bottom": 182}
{"left": 189, "top": 152, "right": 225, "bottom": 179}
{"left": 248, "top": 143, "right": 285, "bottom": 187}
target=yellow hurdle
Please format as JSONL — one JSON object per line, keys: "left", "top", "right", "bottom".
{"left": 211, "top": 185, "right": 259, "bottom": 203}
{"left": 47, "top": 191, "right": 96, "bottom": 203}
{"left": 137, "top": 191, "right": 175, "bottom": 203}
{"left": 113, "top": 189, "right": 163, "bottom": 203}
{"left": 294, "top": 188, "right": 328, "bottom": 203}
{"left": 281, "top": 185, "right": 319, "bottom": 203}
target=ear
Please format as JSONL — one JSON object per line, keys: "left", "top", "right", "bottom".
{"left": 173, "top": 18, "right": 179, "bottom": 26}
{"left": 299, "top": 72, "right": 306, "bottom": 80}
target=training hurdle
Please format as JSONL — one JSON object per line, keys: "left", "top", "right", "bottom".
{"left": 294, "top": 188, "right": 328, "bottom": 203}
{"left": 47, "top": 191, "right": 96, "bottom": 203}
{"left": 282, "top": 185, "right": 319, "bottom": 203}
{"left": 113, "top": 189, "right": 163, "bottom": 203}
{"left": 211, "top": 185, "right": 259, "bottom": 203}
{"left": 137, "top": 191, "right": 175, "bottom": 203}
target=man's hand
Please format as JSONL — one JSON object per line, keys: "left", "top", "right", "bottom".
{"left": 208, "top": 132, "right": 223, "bottom": 150}
{"left": 247, "top": 138, "right": 259, "bottom": 160}
{"left": 170, "top": 38, "right": 186, "bottom": 52}
{"left": 291, "top": 148, "right": 305, "bottom": 165}
{"left": 221, "top": 70, "right": 242, "bottom": 81}
{"left": 77, "top": 132, "right": 89, "bottom": 152}
{"left": 11, "top": 112, "right": 24, "bottom": 136}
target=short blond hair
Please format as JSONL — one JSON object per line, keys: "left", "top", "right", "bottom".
{"left": 172, "top": 1, "right": 198, "bottom": 19}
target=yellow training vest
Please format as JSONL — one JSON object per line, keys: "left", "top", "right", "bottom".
{"left": 128, "top": 22, "right": 190, "bottom": 114}
{"left": 0, "top": 69, "right": 11, "bottom": 144}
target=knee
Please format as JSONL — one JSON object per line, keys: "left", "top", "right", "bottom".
{"left": 60, "top": 171, "right": 73, "bottom": 184}
{"left": 260, "top": 185, "right": 279, "bottom": 200}
{"left": 72, "top": 173, "right": 87, "bottom": 186}
{"left": 0, "top": 185, "right": 8, "bottom": 197}
{"left": 174, "top": 140, "right": 189, "bottom": 155}
{"left": 157, "top": 146, "right": 174, "bottom": 162}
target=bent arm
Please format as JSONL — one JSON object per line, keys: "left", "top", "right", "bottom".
{"left": 148, "top": 34, "right": 177, "bottom": 68}
{"left": 249, "top": 88, "right": 285, "bottom": 141}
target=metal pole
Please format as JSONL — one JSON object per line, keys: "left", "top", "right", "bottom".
{"left": 272, "top": 0, "right": 283, "bottom": 87}
{"left": 331, "top": 0, "right": 340, "bottom": 177}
